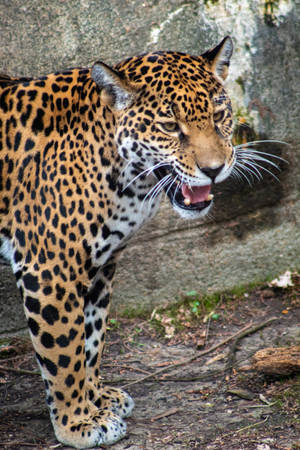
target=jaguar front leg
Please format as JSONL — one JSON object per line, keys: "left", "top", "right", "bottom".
{"left": 84, "top": 253, "right": 135, "bottom": 420}
{"left": 18, "top": 258, "right": 127, "bottom": 448}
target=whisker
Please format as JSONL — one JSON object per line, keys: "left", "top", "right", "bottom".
{"left": 232, "top": 165, "right": 253, "bottom": 186}
{"left": 235, "top": 160, "right": 263, "bottom": 181}
{"left": 237, "top": 152, "right": 280, "bottom": 170}
{"left": 120, "top": 159, "right": 133, "bottom": 176}
{"left": 143, "top": 179, "right": 164, "bottom": 203}
{"left": 233, "top": 139, "right": 290, "bottom": 183}
{"left": 245, "top": 161, "right": 280, "bottom": 181}
{"left": 149, "top": 174, "right": 172, "bottom": 200}
{"left": 235, "top": 139, "right": 289, "bottom": 147}
{"left": 165, "top": 175, "right": 178, "bottom": 198}
{"left": 146, "top": 177, "right": 171, "bottom": 211}
{"left": 140, "top": 174, "right": 171, "bottom": 211}
{"left": 230, "top": 167, "right": 242, "bottom": 182}
{"left": 236, "top": 157, "right": 280, "bottom": 182}
{"left": 122, "top": 161, "right": 169, "bottom": 191}
{"left": 235, "top": 148, "right": 287, "bottom": 164}
{"left": 148, "top": 175, "right": 172, "bottom": 211}
{"left": 172, "top": 177, "right": 181, "bottom": 203}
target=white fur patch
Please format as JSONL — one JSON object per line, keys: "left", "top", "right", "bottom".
{"left": 0, "top": 237, "right": 14, "bottom": 264}
{"left": 173, "top": 201, "right": 212, "bottom": 220}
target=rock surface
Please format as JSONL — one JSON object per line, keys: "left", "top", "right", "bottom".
{"left": 0, "top": 0, "right": 299, "bottom": 332}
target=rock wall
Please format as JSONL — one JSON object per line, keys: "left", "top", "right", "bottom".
{"left": 0, "top": 0, "right": 299, "bottom": 332}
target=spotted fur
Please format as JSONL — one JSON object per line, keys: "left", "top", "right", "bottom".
{"left": 0, "top": 37, "right": 235, "bottom": 448}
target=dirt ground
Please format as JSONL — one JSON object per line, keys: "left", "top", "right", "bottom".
{"left": 0, "top": 275, "right": 300, "bottom": 450}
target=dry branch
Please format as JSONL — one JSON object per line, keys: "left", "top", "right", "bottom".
{"left": 225, "top": 316, "right": 278, "bottom": 373}
{"left": 0, "top": 365, "right": 40, "bottom": 376}
{"left": 150, "top": 407, "right": 179, "bottom": 422}
{"left": 121, "top": 317, "right": 277, "bottom": 388}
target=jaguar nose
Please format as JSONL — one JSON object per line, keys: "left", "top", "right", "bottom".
{"left": 201, "top": 164, "right": 224, "bottom": 182}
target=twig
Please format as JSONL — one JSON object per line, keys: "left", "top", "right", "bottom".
{"left": 0, "top": 365, "right": 40, "bottom": 376}
{"left": 154, "top": 370, "right": 222, "bottom": 382}
{"left": 102, "top": 369, "right": 222, "bottom": 385}
{"left": 248, "top": 402, "right": 277, "bottom": 408}
{"left": 221, "top": 416, "right": 269, "bottom": 438}
{"left": 225, "top": 316, "right": 278, "bottom": 373}
{"left": 121, "top": 317, "right": 277, "bottom": 389}
{"left": 203, "top": 316, "right": 211, "bottom": 348}
{"left": 150, "top": 407, "right": 179, "bottom": 422}
{"left": 0, "top": 442, "right": 44, "bottom": 447}
{"left": 103, "top": 364, "right": 151, "bottom": 375}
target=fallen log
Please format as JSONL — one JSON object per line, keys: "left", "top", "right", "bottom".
{"left": 252, "top": 345, "right": 300, "bottom": 376}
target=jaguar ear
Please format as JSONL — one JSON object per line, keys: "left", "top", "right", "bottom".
{"left": 92, "top": 61, "right": 134, "bottom": 110}
{"left": 201, "top": 36, "right": 233, "bottom": 81}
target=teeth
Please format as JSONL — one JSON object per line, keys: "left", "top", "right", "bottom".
{"left": 184, "top": 194, "right": 214, "bottom": 206}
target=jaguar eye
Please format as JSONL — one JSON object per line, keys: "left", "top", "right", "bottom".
{"left": 160, "top": 122, "right": 180, "bottom": 133}
{"left": 213, "top": 111, "right": 225, "bottom": 122}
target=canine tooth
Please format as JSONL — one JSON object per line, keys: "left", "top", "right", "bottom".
{"left": 207, "top": 194, "right": 214, "bottom": 201}
{"left": 184, "top": 198, "right": 191, "bottom": 206}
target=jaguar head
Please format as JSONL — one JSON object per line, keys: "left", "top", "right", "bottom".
{"left": 92, "top": 36, "right": 235, "bottom": 219}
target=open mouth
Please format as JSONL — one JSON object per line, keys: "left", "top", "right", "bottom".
{"left": 153, "top": 165, "right": 213, "bottom": 211}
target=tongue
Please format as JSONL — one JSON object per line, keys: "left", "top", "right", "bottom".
{"left": 181, "top": 184, "right": 211, "bottom": 204}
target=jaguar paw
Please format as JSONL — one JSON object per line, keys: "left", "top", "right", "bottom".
{"left": 100, "top": 386, "right": 135, "bottom": 418}
{"left": 53, "top": 410, "right": 127, "bottom": 449}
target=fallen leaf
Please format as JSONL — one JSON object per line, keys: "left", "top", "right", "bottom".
{"left": 205, "top": 353, "right": 226, "bottom": 365}
{"left": 227, "top": 388, "right": 255, "bottom": 400}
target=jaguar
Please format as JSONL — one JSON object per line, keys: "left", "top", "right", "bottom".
{"left": 0, "top": 36, "right": 264, "bottom": 447}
